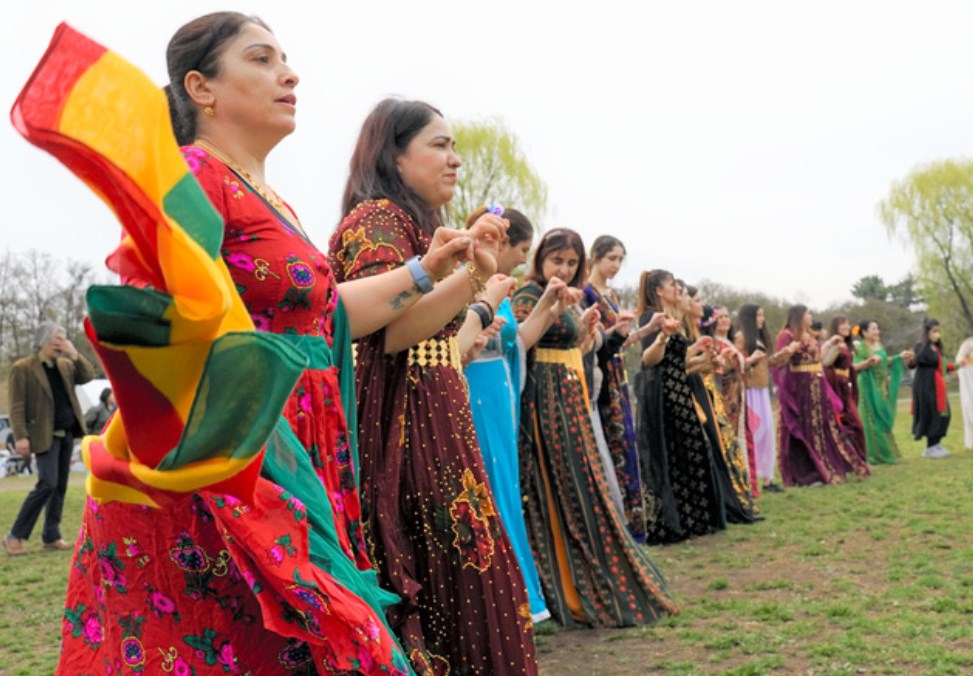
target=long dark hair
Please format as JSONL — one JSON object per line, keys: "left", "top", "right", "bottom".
{"left": 165, "top": 12, "right": 269, "bottom": 145}
{"left": 526, "top": 228, "right": 586, "bottom": 288}
{"left": 636, "top": 269, "right": 673, "bottom": 318}
{"left": 464, "top": 206, "right": 534, "bottom": 247}
{"left": 738, "top": 303, "right": 772, "bottom": 356}
{"left": 919, "top": 317, "right": 942, "bottom": 349}
{"left": 830, "top": 314, "right": 853, "bottom": 350}
{"left": 700, "top": 305, "right": 718, "bottom": 338}
{"left": 781, "top": 304, "right": 809, "bottom": 342}
{"left": 342, "top": 98, "right": 445, "bottom": 235}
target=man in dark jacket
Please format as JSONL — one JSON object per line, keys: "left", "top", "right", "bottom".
{"left": 3, "top": 322, "right": 93, "bottom": 555}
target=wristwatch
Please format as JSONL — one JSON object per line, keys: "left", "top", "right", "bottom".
{"left": 405, "top": 256, "right": 434, "bottom": 294}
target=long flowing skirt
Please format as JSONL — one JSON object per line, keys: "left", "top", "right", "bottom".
{"left": 520, "top": 351, "right": 677, "bottom": 627}
{"left": 466, "top": 357, "right": 550, "bottom": 622}
{"left": 746, "top": 387, "right": 777, "bottom": 483}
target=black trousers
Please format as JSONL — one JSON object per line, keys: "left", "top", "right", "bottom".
{"left": 9, "top": 435, "right": 74, "bottom": 543}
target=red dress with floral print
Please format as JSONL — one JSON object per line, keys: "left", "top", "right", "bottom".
{"left": 58, "top": 149, "right": 411, "bottom": 675}
{"left": 329, "top": 200, "right": 537, "bottom": 675}
{"left": 187, "top": 146, "right": 368, "bottom": 569}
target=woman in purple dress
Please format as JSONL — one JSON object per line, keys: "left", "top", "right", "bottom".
{"left": 774, "top": 306, "right": 870, "bottom": 486}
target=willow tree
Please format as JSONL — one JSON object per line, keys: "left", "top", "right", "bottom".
{"left": 879, "top": 159, "right": 973, "bottom": 335}
{"left": 449, "top": 117, "right": 548, "bottom": 228}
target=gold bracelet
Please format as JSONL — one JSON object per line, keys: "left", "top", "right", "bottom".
{"left": 466, "top": 263, "right": 486, "bottom": 296}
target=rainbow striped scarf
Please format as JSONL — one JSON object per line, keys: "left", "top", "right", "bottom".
{"left": 11, "top": 24, "right": 306, "bottom": 507}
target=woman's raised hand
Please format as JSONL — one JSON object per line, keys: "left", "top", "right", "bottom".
{"left": 480, "top": 274, "right": 517, "bottom": 311}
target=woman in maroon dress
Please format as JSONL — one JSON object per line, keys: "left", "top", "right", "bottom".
{"left": 774, "top": 306, "right": 870, "bottom": 486}
{"left": 823, "top": 315, "right": 868, "bottom": 464}
{"left": 328, "top": 99, "right": 536, "bottom": 675}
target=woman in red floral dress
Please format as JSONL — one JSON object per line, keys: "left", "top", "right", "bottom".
{"left": 49, "top": 13, "right": 489, "bottom": 675}
{"left": 329, "top": 98, "right": 537, "bottom": 675}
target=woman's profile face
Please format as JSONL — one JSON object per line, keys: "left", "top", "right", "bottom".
{"left": 690, "top": 293, "right": 703, "bottom": 319}
{"left": 655, "top": 277, "right": 678, "bottom": 307}
{"left": 396, "top": 115, "right": 461, "bottom": 210}
{"left": 716, "top": 308, "right": 731, "bottom": 333}
{"left": 540, "top": 246, "right": 580, "bottom": 285}
{"left": 201, "top": 23, "right": 299, "bottom": 141}
{"left": 496, "top": 237, "right": 533, "bottom": 276}
{"left": 837, "top": 320, "right": 851, "bottom": 338}
{"left": 756, "top": 307, "right": 765, "bottom": 329}
{"left": 803, "top": 311, "right": 813, "bottom": 330}
{"left": 594, "top": 245, "right": 625, "bottom": 281}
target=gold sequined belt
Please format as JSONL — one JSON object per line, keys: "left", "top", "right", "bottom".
{"left": 535, "top": 347, "right": 585, "bottom": 375}
{"left": 834, "top": 368, "right": 850, "bottom": 378}
{"left": 790, "top": 363, "right": 823, "bottom": 373}
{"left": 408, "top": 337, "right": 462, "bottom": 370}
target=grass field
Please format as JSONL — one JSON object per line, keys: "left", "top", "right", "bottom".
{"left": 1, "top": 395, "right": 970, "bottom": 675}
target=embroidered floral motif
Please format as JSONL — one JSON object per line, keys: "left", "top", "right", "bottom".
{"left": 267, "top": 534, "right": 297, "bottom": 566}
{"left": 210, "top": 494, "right": 251, "bottom": 519}
{"left": 183, "top": 627, "right": 238, "bottom": 673}
{"left": 122, "top": 536, "right": 151, "bottom": 568}
{"left": 277, "top": 639, "right": 313, "bottom": 669}
{"left": 223, "top": 173, "right": 246, "bottom": 201}
{"left": 448, "top": 468, "right": 498, "bottom": 572}
{"left": 286, "top": 258, "right": 315, "bottom": 288}
{"left": 334, "top": 223, "right": 404, "bottom": 277}
{"left": 98, "top": 542, "right": 129, "bottom": 594}
{"left": 158, "top": 646, "right": 193, "bottom": 675}
{"left": 274, "top": 484, "right": 307, "bottom": 523}
{"left": 252, "top": 258, "right": 280, "bottom": 282}
{"left": 181, "top": 146, "right": 207, "bottom": 175}
{"left": 145, "top": 583, "right": 182, "bottom": 623}
{"left": 168, "top": 533, "right": 209, "bottom": 573}
{"left": 121, "top": 636, "right": 146, "bottom": 670}
{"left": 65, "top": 603, "right": 104, "bottom": 649}
{"left": 517, "top": 602, "right": 534, "bottom": 632}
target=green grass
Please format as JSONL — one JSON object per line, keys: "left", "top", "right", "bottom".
{"left": 1, "top": 395, "right": 972, "bottom": 675}
{"left": 536, "top": 392, "right": 973, "bottom": 674}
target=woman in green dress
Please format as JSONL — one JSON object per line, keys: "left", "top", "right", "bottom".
{"left": 854, "top": 320, "right": 913, "bottom": 464}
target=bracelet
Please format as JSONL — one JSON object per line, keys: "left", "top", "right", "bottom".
{"left": 465, "top": 262, "right": 486, "bottom": 296}
{"left": 405, "top": 256, "right": 434, "bottom": 294}
{"left": 469, "top": 303, "right": 492, "bottom": 330}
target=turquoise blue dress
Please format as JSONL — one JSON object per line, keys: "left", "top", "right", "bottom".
{"left": 465, "top": 298, "right": 550, "bottom": 621}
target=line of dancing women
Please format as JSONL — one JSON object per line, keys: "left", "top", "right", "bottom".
{"left": 18, "top": 11, "right": 968, "bottom": 675}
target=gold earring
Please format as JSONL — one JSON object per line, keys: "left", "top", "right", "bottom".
{"left": 203, "top": 106, "right": 215, "bottom": 117}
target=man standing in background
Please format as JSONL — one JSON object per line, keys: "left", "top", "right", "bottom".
{"left": 3, "top": 322, "right": 93, "bottom": 555}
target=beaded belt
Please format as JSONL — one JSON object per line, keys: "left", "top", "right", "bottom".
{"left": 408, "top": 337, "right": 462, "bottom": 370}
{"left": 790, "top": 363, "right": 822, "bottom": 373}
{"left": 834, "top": 368, "right": 850, "bottom": 378}
{"left": 535, "top": 347, "right": 585, "bottom": 375}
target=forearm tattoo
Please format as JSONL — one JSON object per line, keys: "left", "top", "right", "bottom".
{"left": 389, "top": 285, "right": 420, "bottom": 311}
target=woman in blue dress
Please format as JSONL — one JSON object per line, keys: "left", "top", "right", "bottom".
{"left": 464, "top": 207, "right": 564, "bottom": 623}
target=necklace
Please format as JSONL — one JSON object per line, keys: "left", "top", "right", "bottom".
{"left": 194, "top": 141, "right": 286, "bottom": 211}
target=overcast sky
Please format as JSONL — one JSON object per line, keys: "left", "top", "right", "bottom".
{"left": 6, "top": 1, "right": 972, "bottom": 308}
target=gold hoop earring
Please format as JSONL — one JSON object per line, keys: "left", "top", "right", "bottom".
{"left": 203, "top": 106, "right": 215, "bottom": 117}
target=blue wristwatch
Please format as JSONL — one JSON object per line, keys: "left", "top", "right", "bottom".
{"left": 405, "top": 256, "right": 434, "bottom": 294}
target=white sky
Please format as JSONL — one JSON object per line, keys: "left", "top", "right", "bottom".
{"left": 5, "top": 1, "right": 972, "bottom": 308}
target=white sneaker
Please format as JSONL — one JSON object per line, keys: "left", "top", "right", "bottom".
{"left": 923, "top": 444, "right": 950, "bottom": 459}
